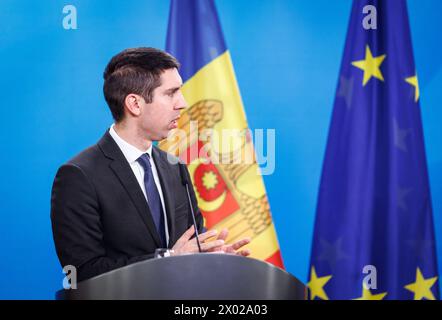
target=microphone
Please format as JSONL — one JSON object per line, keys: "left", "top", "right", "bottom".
{"left": 179, "top": 163, "right": 202, "bottom": 253}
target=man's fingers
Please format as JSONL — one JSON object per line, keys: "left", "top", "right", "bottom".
{"left": 174, "top": 225, "right": 195, "bottom": 247}
{"left": 231, "top": 237, "right": 251, "bottom": 250}
{"left": 183, "top": 225, "right": 196, "bottom": 238}
{"left": 237, "top": 249, "right": 251, "bottom": 256}
{"left": 216, "top": 228, "right": 228, "bottom": 241}
{"left": 198, "top": 229, "right": 218, "bottom": 242}
{"left": 174, "top": 228, "right": 251, "bottom": 256}
{"left": 200, "top": 239, "right": 225, "bottom": 251}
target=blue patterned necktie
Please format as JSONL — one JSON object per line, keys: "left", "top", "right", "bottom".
{"left": 137, "top": 153, "right": 167, "bottom": 248}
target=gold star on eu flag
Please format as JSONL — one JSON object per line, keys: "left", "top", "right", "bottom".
{"left": 353, "top": 287, "right": 387, "bottom": 300}
{"left": 352, "top": 45, "right": 386, "bottom": 86}
{"left": 307, "top": 266, "right": 332, "bottom": 300}
{"left": 405, "top": 74, "right": 420, "bottom": 102}
{"left": 404, "top": 267, "right": 438, "bottom": 300}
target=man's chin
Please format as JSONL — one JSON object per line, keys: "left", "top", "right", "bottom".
{"left": 153, "top": 131, "right": 170, "bottom": 142}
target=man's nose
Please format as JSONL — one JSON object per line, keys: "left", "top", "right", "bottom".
{"left": 175, "top": 91, "right": 188, "bottom": 110}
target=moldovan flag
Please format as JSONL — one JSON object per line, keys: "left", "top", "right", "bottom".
{"left": 162, "top": 0, "right": 283, "bottom": 268}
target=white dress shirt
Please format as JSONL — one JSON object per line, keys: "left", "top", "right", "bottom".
{"left": 109, "top": 124, "right": 170, "bottom": 245}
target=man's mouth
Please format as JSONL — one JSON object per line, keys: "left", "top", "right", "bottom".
{"left": 170, "top": 116, "right": 180, "bottom": 129}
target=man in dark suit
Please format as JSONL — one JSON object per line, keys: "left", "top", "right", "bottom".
{"left": 51, "top": 47, "right": 250, "bottom": 282}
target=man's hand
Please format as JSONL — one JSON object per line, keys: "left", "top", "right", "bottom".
{"left": 171, "top": 226, "right": 225, "bottom": 255}
{"left": 208, "top": 228, "right": 251, "bottom": 256}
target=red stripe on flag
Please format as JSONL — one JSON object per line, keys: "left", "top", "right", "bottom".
{"left": 265, "top": 250, "right": 284, "bottom": 269}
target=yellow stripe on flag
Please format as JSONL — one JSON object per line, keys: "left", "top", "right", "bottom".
{"left": 182, "top": 51, "right": 247, "bottom": 131}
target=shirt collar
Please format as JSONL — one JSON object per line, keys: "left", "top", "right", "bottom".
{"left": 109, "top": 124, "right": 152, "bottom": 164}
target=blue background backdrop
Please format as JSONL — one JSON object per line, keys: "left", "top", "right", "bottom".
{"left": 0, "top": 0, "right": 440, "bottom": 299}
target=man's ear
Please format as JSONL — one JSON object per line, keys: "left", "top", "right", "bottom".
{"left": 124, "top": 94, "right": 142, "bottom": 117}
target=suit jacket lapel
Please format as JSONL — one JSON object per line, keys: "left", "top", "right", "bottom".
{"left": 98, "top": 131, "right": 162, "bottom": 248}
{"left": 152, "top": 147, "right": 177, "bottom": 247}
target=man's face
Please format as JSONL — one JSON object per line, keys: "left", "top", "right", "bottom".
{"left": 138, "top": 68, "right": 187, "bottom": 141}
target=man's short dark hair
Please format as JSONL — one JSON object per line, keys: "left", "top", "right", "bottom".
{"left": 103, "top": 47, "right": 180, "bottom": 122}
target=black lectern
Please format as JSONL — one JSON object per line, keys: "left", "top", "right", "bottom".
{"left": 56, "top": 254, "right": 306, "bottom": 300}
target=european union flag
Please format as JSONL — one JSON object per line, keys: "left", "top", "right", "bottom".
{"left": 309, "top": 0, "right": 439, "bottom": 300}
